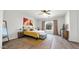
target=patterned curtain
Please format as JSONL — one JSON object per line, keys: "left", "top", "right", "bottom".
{"left": 42, "top": 21, "right": 45, "bottom": 30}
{"left": 53, "top": 20, "right": 58, "bottom": 35}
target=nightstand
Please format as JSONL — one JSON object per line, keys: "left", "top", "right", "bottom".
{"left": 63, "top": 31, "right": 69, "bottom": 40}
{"left": 18, "top": 32, "right": 24, "bottom": 38}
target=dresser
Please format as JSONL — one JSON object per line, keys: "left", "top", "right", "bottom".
{"left": 63, "top": 31, "right": 69, "bottom": 40}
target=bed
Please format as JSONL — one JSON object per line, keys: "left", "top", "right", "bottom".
{"left": 23, "top": 30, "right": 47, "bottom": 39}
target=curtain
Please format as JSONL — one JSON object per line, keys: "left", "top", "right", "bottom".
{"left": 53, "top": 20, "right": 58, "bottom": 35}
{"left": 42, "top": 21, "right": 45, "bottom": 30}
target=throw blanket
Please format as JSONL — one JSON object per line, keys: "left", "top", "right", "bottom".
{"left": 23, "top": 30, "right": 47, "bottom": 39}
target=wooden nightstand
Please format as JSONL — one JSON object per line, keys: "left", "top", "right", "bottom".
{"left": 63, "top": 31, "right": 69, "bottom": 40}
{"left": 18, "top": 32, "right": 24, "bottom": 38}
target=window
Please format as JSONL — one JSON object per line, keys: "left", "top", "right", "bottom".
{"left": 46, "top": 23, "right": 52, "bottom": 30}
{"left": 45, "top": 21, "right": 53, "bottom": 30}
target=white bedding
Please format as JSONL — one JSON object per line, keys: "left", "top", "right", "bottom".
{"left": 34, "top": 30, "right": 47, "bottom": 39}
{"left": 33, "top": 30, "right": 47, "bottom": 35}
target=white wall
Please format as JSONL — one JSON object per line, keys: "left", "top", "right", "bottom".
{"left": 57, "top": 16, "right": 65, "bottom": 34}
{"left": 4, "top": 11, "right": 22, "bottom": 40}
{"left": 0, "top": 10, "right": 3, "bottom": 48}
{"left": 69, "top": 11, "right": 79, "bottom": 42}
{"left": 65, "top": 11, "right": 70, "bottom": 31}
{"left": 35, "top": 16, "right": 65, "bottom": 34}
{"left": 65, "top": 10, "right": 79, "bottom": 42}
{"left": 4, "top": 10, "right": 36, "bottom": 40}
{"left": 34, "top": 18, "right": 42, "bottom": 29}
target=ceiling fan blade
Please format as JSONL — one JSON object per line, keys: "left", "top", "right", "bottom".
{"left": 45, "top": 12, "right": 51, "bottom": 15}
{"left": 41, "top": 10, "right": 50, "bottom": 12}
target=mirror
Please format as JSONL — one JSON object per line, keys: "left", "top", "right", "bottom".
{"left": 2, "top": 20, "right": 9, "bottom": 41}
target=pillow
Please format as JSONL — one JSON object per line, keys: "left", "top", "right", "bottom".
{"left": 23, "top": 25, "right": 34, "bottom": 31}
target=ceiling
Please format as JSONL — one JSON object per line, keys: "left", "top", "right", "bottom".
{"left": 17, "top": 10, "right": 67, "bottom": 18}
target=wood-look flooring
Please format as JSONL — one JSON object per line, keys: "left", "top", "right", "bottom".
{"left": 3, "top": 34, "right": 79, "bottom": 49}
{"left": 51, "top": 36, "right": 79, "bottom": 49}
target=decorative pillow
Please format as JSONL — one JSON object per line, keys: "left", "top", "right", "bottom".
{"left": 23, "top": 25, "right": 34, "bottom": 31}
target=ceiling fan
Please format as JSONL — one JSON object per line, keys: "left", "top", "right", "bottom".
{"left": 39, "top": 10, "right": 51, "bottom": 15}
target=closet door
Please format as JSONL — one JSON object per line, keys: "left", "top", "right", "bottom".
{"left": 69, "top": 11, "right": 79, "bottom": 42}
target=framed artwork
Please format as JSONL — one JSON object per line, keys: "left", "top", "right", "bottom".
{"left": 23, "top": 17, "right": 33, "bottom": 26}
{"left": 23, "top": 17, "right": 33, "bottom": 31}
